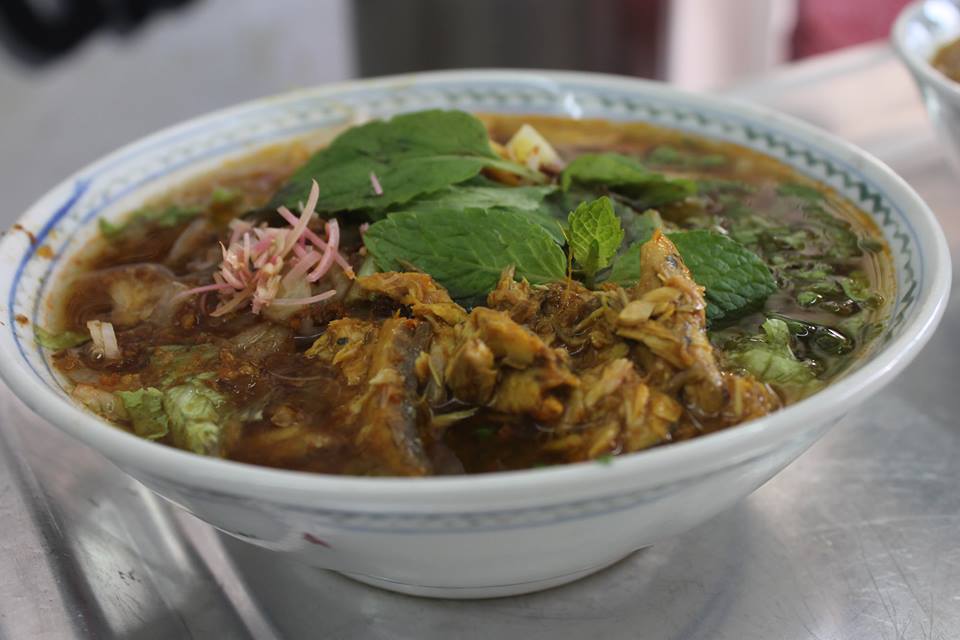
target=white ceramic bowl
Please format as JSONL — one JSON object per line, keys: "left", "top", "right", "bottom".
{"left": 893, "top": 0, "right": 960, "bottom": 170}
{"left": 0, "top": 71, "right": 950, "bottom": 599}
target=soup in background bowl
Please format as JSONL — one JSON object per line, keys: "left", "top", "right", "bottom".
{"left": 0, "top": 71, "right": 949, "bottom": 598}
{"left": 894, "top": 0, "right": 960, "bottom": 171}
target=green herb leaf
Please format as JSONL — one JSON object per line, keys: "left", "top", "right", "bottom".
{"left": 560, "top": 153, "right": 696, "bottom": 209}
{"left": 271, "top": 110, "right": 540, "bottom": 213}
{"left": 98, "top": 204, "right": 200, "bottom": 239}
{"left": 607, "top": 242, "right": 643, "bottom": 287}
{"left": 34, "top": 326, "right": 89, "bottom": 350}
{"left": 406, "top": 184, "right": 555, "bottom": 212}
{"left": 767, "top": 313, "right": 855, "bottom": 358}
{"left": 621, "top": 208, "right": 662, "bottom": 245}
{"left": 668, "top": 230, "right": 777, "bottom": 322}
{"left": 566, "top": 197, "right": 624, "bottom": 279}
{"left": 401, "top": 184, "right": 564, "bottom": 243}
{"left": 364, "top": 208, "right": 567, "bottom": 301}
{"left": 725, "top": 318, "right": 819, "bottom": 392}
{"left": 840, "top": 272, "right": 883, "bottom": 309}
{"left": 777, "top": 183, "right": 823, "bottom": 203}
{"left": 210, "top": 186, "right": 241, "bottom": 205}
{"left": 647, "top": 145, "right": 726, "bottom": 169}
{"left": 606, "top": 230, "right": 776, "bottom": 322}
{"left": 116, "top": 388, "right": 169, "bottom": 440}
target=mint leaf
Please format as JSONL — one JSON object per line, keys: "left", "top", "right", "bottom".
{"left": 560, "top": 153, "right": 696, "bottom": 208}
{"left": 402, "top": 184, "right": 564, "bottom": 242}
{"left": 34, "top": 326, "right": 89, "bottom": 350}
{"left": 272, "top": 110, "right": 539, "bottom": 213}
{"left": 116, "top": 388, "right": 169, "bottom": 440}
{"left": 607, "top": 242, "right": 643, "bottom": 287}
{"left": 364, "top": 208, "right": 567, "bottom": 300}
{"left": 622, "top": 208, "right": 662, "bottom": 245}
{"left": 566, "top": 197, "right": 623, "bottom": 279}
{"left": 407, "top": 184, "right": 555, "bottom": 212}
{"left": 606, "top": 230, "right": 776, "bottom": 322}
{"left": 668, "top": 230, "right": 776, "bottom": 322}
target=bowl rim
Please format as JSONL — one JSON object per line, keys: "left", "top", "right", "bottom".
{"left": 892, "top": 0, "right": 960, "bottom": 99}
{"left": 0, "top": 69, "right": 951, "bottom": 505}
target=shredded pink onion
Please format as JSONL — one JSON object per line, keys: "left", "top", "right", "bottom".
{"left": 369, "top": 172, "right": 383, "bottom": 196}
{"left": 275, "top": 207, "right": 353, "bottom": 275}
{"left": 176, "top": 179, "right": 352, "bottom": 317}
{"left": 281, "top": 250, "right": 321, "bottom": 290}
{"left": 307, "top": 220, "right": 339, "bottom": 283}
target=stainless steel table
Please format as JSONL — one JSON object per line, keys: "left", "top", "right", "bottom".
{"left": 1, "top": 43, "right": 958, "bottom": 640}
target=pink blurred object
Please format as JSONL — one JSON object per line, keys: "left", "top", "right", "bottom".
{"left": 792, "top": 0, "right": 912, "bottom": 58}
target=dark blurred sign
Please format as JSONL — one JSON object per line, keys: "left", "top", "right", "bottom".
{"left": 0, "top": 0, "right": 195, "bottom": 64}
{"left": 352, "top": 0, "right": 663, "bottom": 78}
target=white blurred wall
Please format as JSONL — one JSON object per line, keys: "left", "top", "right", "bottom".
{"left": 0, "top": 0, "right": 354, "bottom": 226}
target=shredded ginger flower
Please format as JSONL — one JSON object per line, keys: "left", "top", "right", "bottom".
{"left": 177, "top": 180, "right": 353, "bottom": 316}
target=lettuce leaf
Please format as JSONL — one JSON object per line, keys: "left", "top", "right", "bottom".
{"left": 163, "top": 383, "right": 226, "bottom": 455}
{"left": 34, "top": 326, "right": 89, "bottom": 350}
{"left": 116, "top": 388, "right": 169, "bottom": 440}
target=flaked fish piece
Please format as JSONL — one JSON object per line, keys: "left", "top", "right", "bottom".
{"left": 445, "top": 307, "right": 579, "bottom": 422}
{"left": 353, "top": 318, "right": 434, "bottom": 476}
{"left": 543, "top": 358, "right": 682, "bottom": 461}
{"left": 358, "top": 272, "right": 467, "bottom": 326}
{"left": 617, "top": 230, "right": 779, "bottom": 422}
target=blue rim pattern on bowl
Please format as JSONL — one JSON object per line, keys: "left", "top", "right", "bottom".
{"left": 0, "top": 71, "right": 947, "bottom": 534}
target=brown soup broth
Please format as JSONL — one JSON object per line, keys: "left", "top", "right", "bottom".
{"left": 46, "top": 114, "right": 894, "bottom": 475}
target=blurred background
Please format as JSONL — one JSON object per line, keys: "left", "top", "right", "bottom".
{"left": 0, "top": 0, "right": 910, "bottom": 225}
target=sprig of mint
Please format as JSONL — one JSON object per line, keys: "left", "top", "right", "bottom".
{"left": 363, "top": 207, "right": 566, "bottom": 301}
{"left": 607, "top": 229, "right": 776, "bottom": 322}
{"left": 566, "top": 196, "right": 623, "bottom": 281}
{"left": 271, "top": 110, "right": 542, "bottom": 213}
{"left": 560, "top": 152, "right": 696, "bottom": 209}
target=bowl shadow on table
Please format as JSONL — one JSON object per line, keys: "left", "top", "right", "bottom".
{"left": 218, "top": 508, "right": 757, "bottom": 640}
